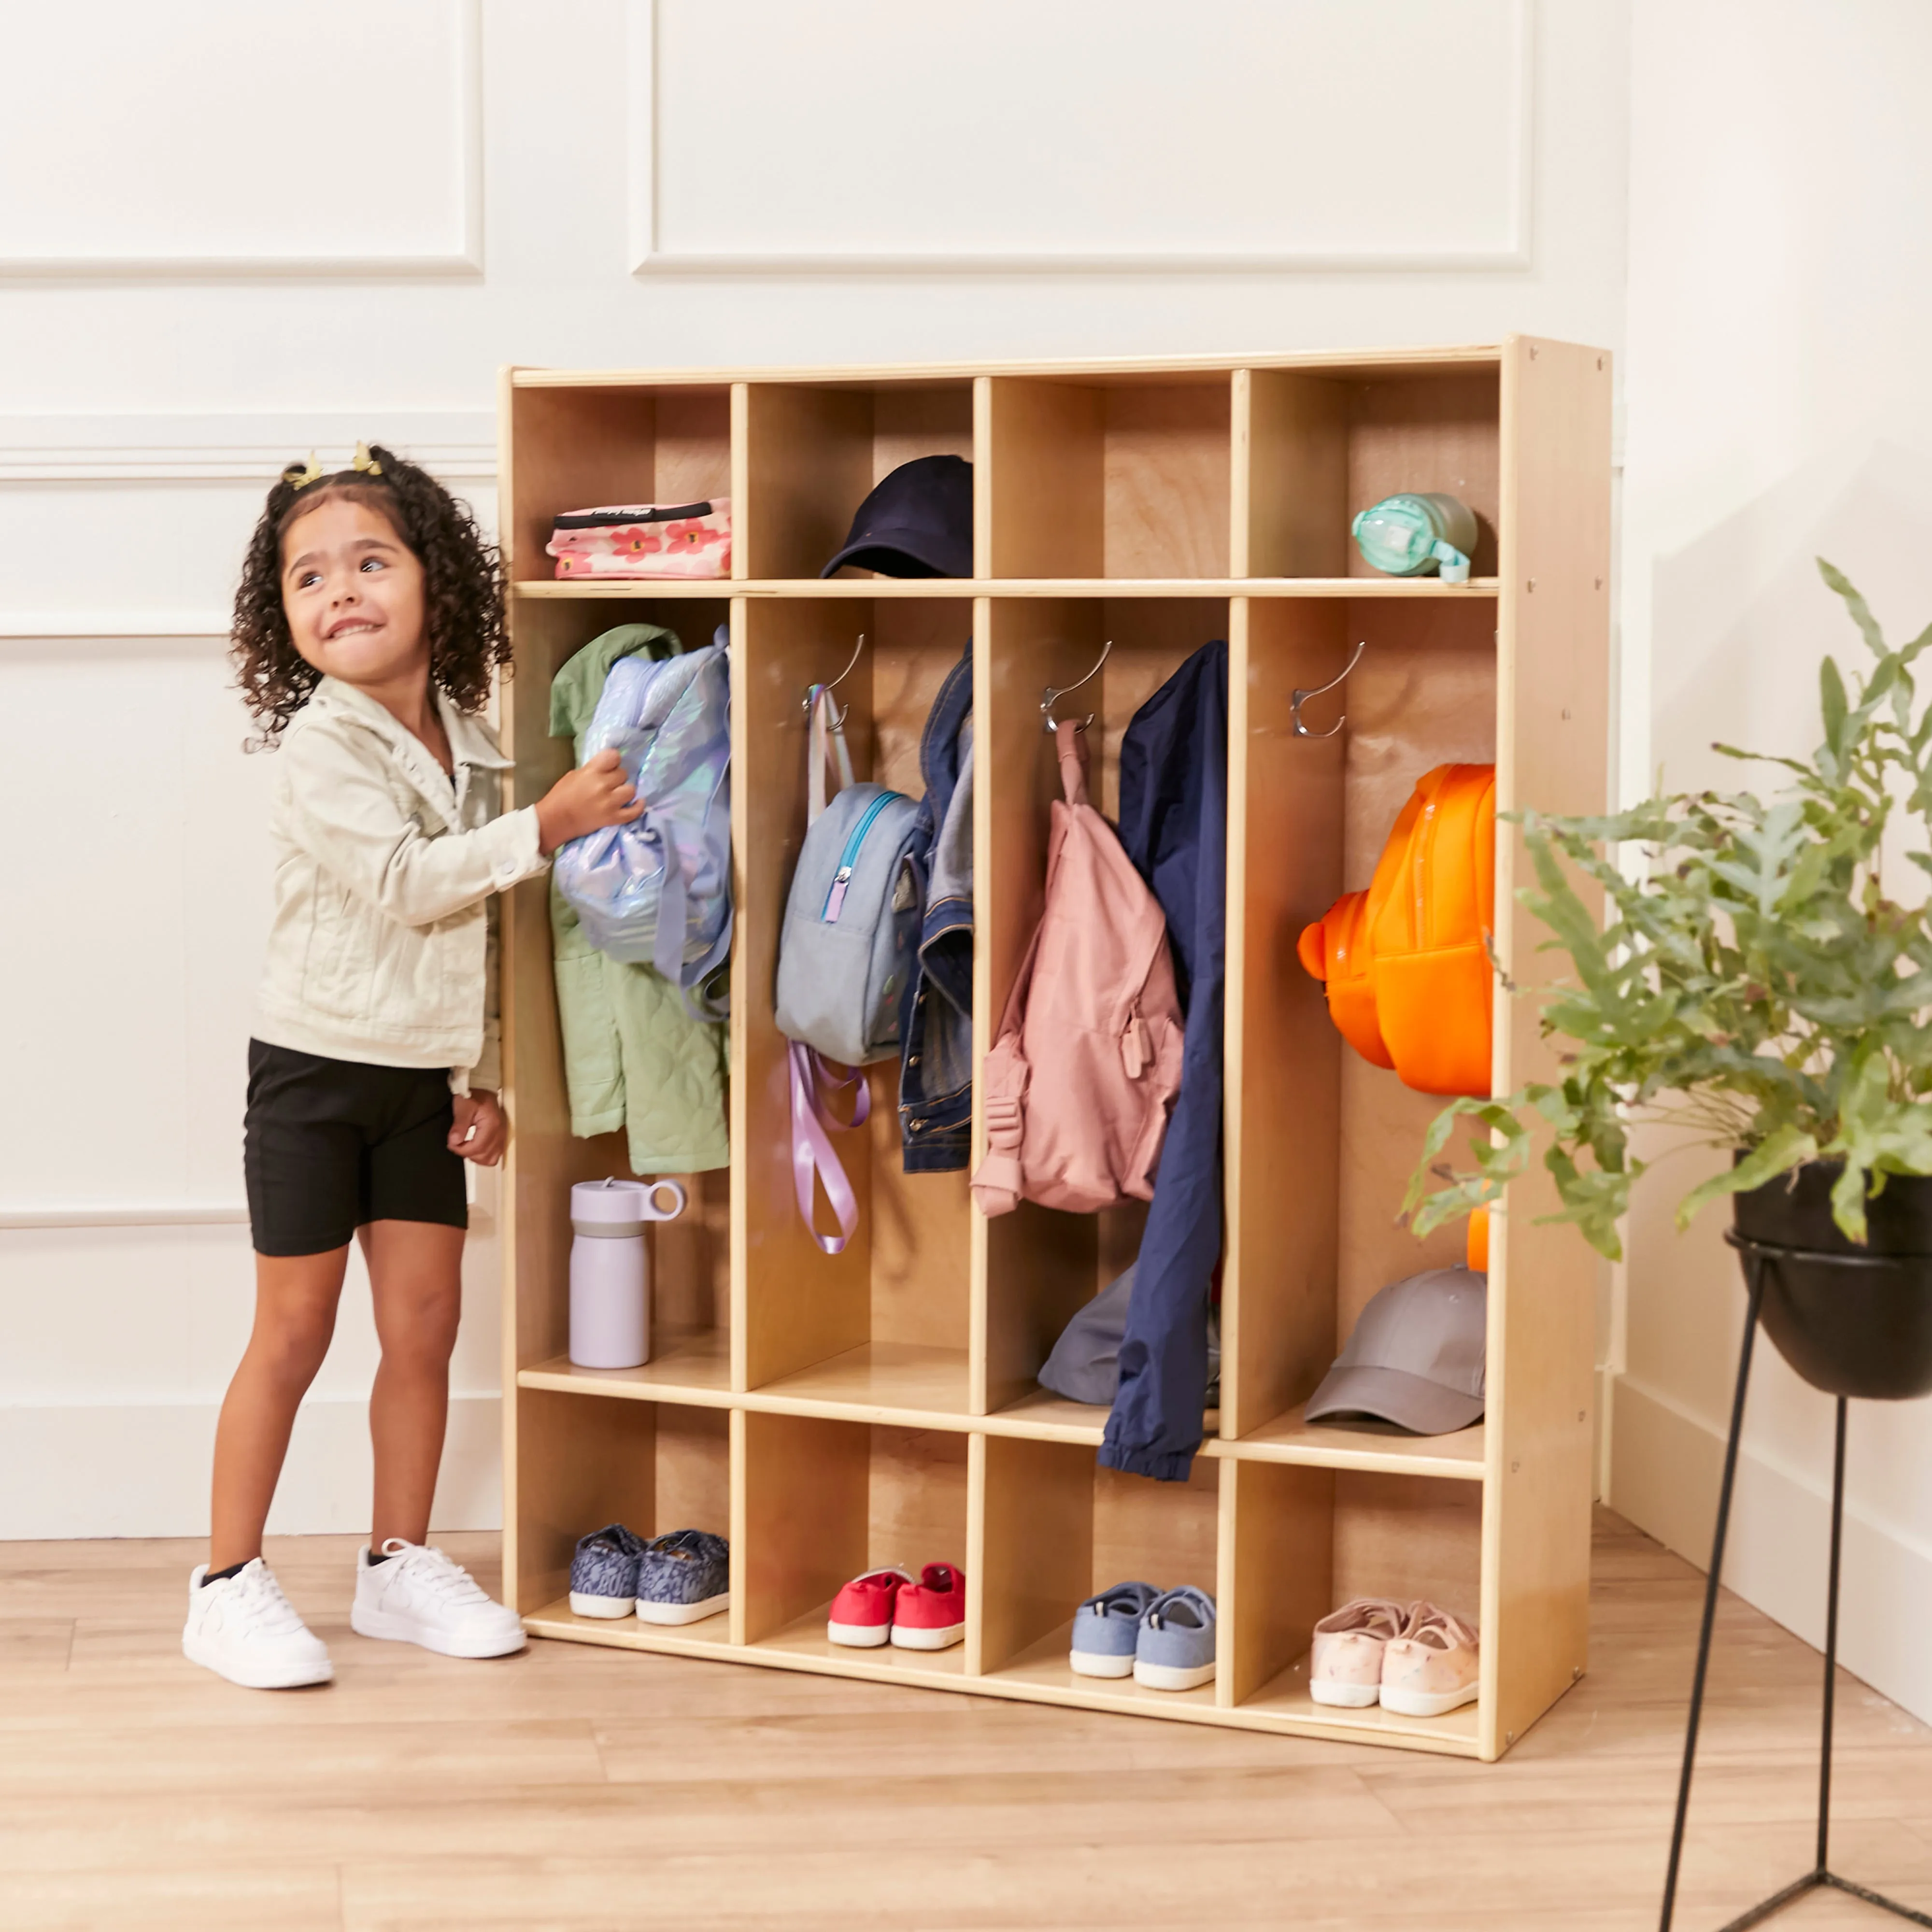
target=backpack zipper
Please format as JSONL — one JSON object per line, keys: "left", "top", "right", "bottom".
{"left": 822, "top": 791, "right": 903, "bottom": 922}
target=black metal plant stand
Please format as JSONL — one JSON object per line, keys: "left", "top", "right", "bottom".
{"left": 1659, "top": 1232, "right": 1932, "bottom": 1931}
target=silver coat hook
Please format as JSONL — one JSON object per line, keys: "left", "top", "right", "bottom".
{"left": 1292, "top": 639, "right": 1366, "bottom": 740}
{"left": 1042, "top": 639, "right": 1112, "bottom": 735}
{"left": 805, "top": 633, "right": 867, "bottom": 728}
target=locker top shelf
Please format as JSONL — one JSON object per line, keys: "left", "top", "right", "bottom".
{"left": 505, "top": 342, "right": 1530, "bottom": 391}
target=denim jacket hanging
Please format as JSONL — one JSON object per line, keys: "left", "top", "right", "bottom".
{"left": 899, "top": 644, "right": 974, "bottom": 1171}
{"left": 1099, "top": 638, "right": 1228, "bottom": 1481}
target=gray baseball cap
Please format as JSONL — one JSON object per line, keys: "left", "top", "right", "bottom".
{"left": 1305, "top": 1266, "right": 1487, "bottom": 1435}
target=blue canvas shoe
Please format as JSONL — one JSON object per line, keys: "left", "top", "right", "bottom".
{"left": 569, "top": 1523, "right": 648, "bottom": 1619}
{"left": 636, "top": 1529, "right": 730, "bottom": 1626}
{"left": 1069, "top": 1580, "right": 1160, "bottom": 1678}
{"left": 1134, "top": 1585, "right": 1217, "bottom": 1691}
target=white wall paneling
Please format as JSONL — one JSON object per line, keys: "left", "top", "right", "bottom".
{"left": 0, "top": 0, "right": 1630, "bottom": 1543}
{"left": 1610, "top": 0, "right": 1932, "bottom": 1728}
{"left": 0, "top": 0, "right": 483, "bottom": 277}
{"left": 629, "top": 0, "right": 1537, "bottom": 272}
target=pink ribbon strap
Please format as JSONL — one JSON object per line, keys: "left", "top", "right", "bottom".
{"left": 788, "top": 1040, "right": 869, "bottom": 1255}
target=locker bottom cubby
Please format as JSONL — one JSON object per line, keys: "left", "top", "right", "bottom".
{"left": 737, "top": 1413, "right": 971, "bottom": 1686}
{"left": 514, "top": 1389, "right": 735, "bottom": 1656}
{"left": 975, "top": 1437, "right": 1222, "bottom": 1716}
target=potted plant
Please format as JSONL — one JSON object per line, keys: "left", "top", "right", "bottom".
{"left": 1406, "top": 561, "right": 1932, "bottom": 1400}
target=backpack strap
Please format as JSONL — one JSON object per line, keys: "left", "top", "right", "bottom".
{"left": 788, "top": 1040, "right": 870, "bottom": 1254}
{"left": 1055, "top": 723, "right": 1091, "bottom": 806}
{"left": 806, "top": 685, "right": 855, "bottom": 825}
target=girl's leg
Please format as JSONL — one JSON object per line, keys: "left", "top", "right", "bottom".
{"left": 361, "top": 1219, "right": 466, "bottom": 1548}
{"left": 209, "top": 1248, "right": 351, "bottom": 1571}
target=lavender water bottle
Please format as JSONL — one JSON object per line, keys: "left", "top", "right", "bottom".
{"left": 568, "top": 1178, "right": 688, "bottom": 1369}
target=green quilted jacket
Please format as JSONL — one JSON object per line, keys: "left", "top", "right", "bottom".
{"left": 548, "top": 623, "right": 730, "bottom": 1175}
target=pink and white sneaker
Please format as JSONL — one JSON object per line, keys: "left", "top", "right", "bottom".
{"left": 826, "top": 1565, "right": 913, "bottom": 1648}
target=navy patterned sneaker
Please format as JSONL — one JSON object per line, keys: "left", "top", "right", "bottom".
{"left": 569, "top": 1523, "right": 648, "bottom": 1619}
{"left": 636, "top": 1529, "right": 729, "bottom": 1626}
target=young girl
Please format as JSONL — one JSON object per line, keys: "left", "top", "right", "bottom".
{"left": 184, "top": 445, "right": 640, "bottom": 1690}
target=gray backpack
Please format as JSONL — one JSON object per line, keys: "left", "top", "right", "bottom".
{"left": 774, "top": 688, "right": 924, "bottom": 1067}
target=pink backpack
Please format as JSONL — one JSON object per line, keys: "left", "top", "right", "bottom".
{"left": 971, "top": 730, "right": 1184, "bottom": 1217}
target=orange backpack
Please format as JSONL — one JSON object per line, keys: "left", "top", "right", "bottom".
{"left": 1296, "top": 763, "right": 1496, "bottom": 1099}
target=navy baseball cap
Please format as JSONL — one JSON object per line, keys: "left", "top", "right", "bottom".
{"left": 821, "top": 454, "right": 973, "bottom": 578}
{"left": 1305, "top": 1266, "right": 1487, "bottom": 1435}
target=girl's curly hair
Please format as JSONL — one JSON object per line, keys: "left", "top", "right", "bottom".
{"left": 231, "top": 444, "right": 511, "bottom": 744}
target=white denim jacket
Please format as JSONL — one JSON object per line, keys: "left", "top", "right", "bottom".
{"left": 250, "top": 675, "right": 550, "bottom": 1094}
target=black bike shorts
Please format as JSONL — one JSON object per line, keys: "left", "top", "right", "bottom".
{"left": 243, "top": 1040, "right": 469, "bottom": 1257}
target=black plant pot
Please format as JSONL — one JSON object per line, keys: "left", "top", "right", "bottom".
{"left": 1732, "top": 1161, "right": 1932, "bottom": 1400}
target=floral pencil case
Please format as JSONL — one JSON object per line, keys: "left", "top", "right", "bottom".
{"left": 547, "top": 498, "right": 732, "bottom": 580}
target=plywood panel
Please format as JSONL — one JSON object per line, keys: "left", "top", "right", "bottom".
{"left": 1333, "top": 1472, "right": 1483, "bottom": 1619}
{"left": 739, "top": 1410, "right": 869, "bottom": 1642}
{"left": 654, "top": 1406, "right": 731, "bottom": 1538}
{"left": 867, "top": 1427, "right": 970, "bottom": 1572}
{"left": 1241, "top": 370, "right": 1350, "bottom": 578}
{"left": 974, "top": 1435, "right": 1094, "bottom": 1673}
{"left": 1484, "top": 334, "right": 1612, "bottom": 1758}
{"left": 512, "top": 1391, "right": 656, "bottom": 1615}
{"left": 1092, "top": 1459, "right": 1219, "bottom": 1596}
{"left": 984, "top": 380, "right": 1104, "bottom": 579}
{"left": 1222, "top": 599, "right": 1347, "bottom": 1436}
{"left": 1335, "top": 595, "right": 1498, "bottom": 1335}
{"left": 652, "top": 391, "right": 734, "bottom": 507}
{"left": 1222, "top": 1458, "right": 1334, "bottom": 1705}
{"left": 1346, "top": 372, "right": 1502, "bottom": 580}
{"left": 742, "top": 385, "right": 875, "bottom": 580}
{"left": 736, "top": 600, "right": 876, "bottom": 1386}
{"left": 871, "top": 385, "right": 976, "bottom": 486}
{"left": 1104, "top": 382, "right": 1231, "bottom": 577}
{"left": 977, "top": 599, "right": 1107, "bottom": 1410}
{"left": 503, "top": 388, "right": 651, "bottom": 584}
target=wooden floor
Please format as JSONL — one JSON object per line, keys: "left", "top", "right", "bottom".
{"left": 3, "top": 1508, "right": 1931, "bottom": 1931}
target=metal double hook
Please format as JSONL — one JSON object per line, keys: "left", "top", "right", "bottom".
{"left": 1292, "top": 639, "right": 1366, "bottom": 740}
{"left": 1042, "top": 639, "right": 1112, "bottom": 735}
{"left": 804, "top": 633, "right": 867, "bottom": 729}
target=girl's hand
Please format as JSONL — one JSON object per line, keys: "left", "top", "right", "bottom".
{"left": 450, "top": 1090, "right": 507, "bottom": 1165}
{"left": 536, "top": 749, "right": 645, "bottom": 855}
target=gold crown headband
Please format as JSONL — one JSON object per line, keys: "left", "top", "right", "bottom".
{"left": 282, "top": 441, "right": 384, "bottom": 491}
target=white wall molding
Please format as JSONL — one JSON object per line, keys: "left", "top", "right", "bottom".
{"left": 0, "top": 1, "right": 484, "bottom": 280}
{"left": 0, "top": 1204, "right": 249, "bottom": 1231}
{"left": 1611, "top": 1371, "right": 1932, "bottom": 1726}
{"left": 0, "top": 412, "right": 497, "bottom": 483}
{"left": 628, "top": 0, "right": 1536, "bottom": 276}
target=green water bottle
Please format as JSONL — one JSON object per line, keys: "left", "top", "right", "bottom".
{"left": 1350, "top": 492, "right": 1477, "bottom": 584}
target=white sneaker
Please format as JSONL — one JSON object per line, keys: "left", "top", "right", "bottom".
{"left": 350, "top": 1538, "right": 527, "bottom": 1659}
{"left": 182, "top": 1559, "right": 334, "bottom": 1690}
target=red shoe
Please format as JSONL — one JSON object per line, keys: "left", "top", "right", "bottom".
{"left": 827, "top": 1566, "right": 912, "bottom": 1648}
{"left": 890, "top": 1563, "right": 966, "bottom": 1650}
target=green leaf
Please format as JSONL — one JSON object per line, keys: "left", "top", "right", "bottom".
{"left": 1675, "top": 1124, "right": 1818, "bottom": 1230}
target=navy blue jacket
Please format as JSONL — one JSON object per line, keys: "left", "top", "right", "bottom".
{"left": 1100, "top": 638, "right": 1227, "bottom": 1481}
{"left": 899, "top": 644, "right": 974, "bottom": 1171}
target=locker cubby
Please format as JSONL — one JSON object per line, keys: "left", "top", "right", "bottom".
{"left": 983, "top": 371, "right": 1232, "bottom": 580}
{"left": 1238, "top": 361, "right": 1502, "bottom": 581}
{"left": 735, "top": 597, "right": 977, "bottom": 1418}
{"left": 1221, "top": 593, "right": 1498, "bottom": 1449}
{"left": 501, "top": 341, "right": 1611, "bottom": 1760}
{"left": 499, "top": 592, "right": 734, "bottom": 1405}
{"left": 976, "top": 1435, "right": 1222, "bottom": 1711}
{"left": 1222, "top": 1458, "right": 1484, "bottom": 1746}
{"left": 501, "top": 378, "right": 734, "bottom": 587}
{"left": 514, "top": 1391, "right": 732, "bottom": 1653}
{"left": 978, "top": 596, "right": 1230, "bottom": 1421}
{"left": 739, "top": 1413, "right": 972, "bottom": 1680}
{"left": 742, "top": 379, "right": 977, "bottom": 582}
